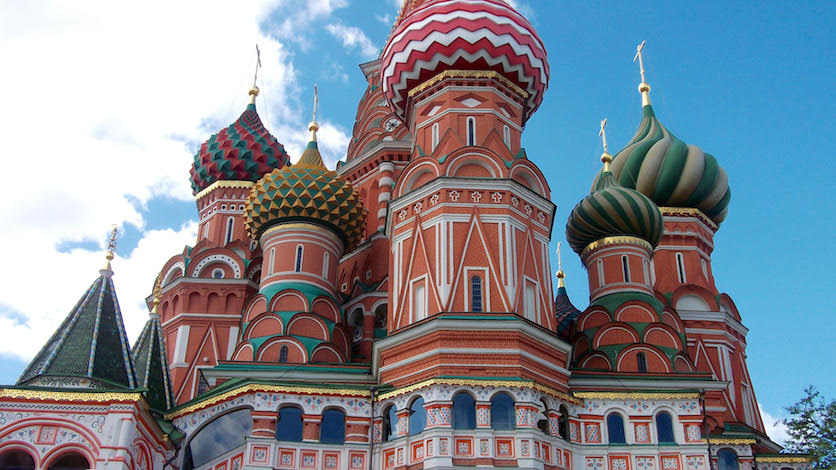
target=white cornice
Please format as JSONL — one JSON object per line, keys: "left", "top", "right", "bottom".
{"left": 569, "top": 376, "right": 729, "bottom": 391}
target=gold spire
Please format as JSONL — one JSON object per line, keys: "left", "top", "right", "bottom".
{"left": 298, "top": 85, "right": 326, "bottom": 168}
{"left": 308, "top": 84, "right": 319, "bottom": 143}
{"left": 151, "top": 273, "right": 163, "bottom": 316}
{"left": 634, "top": 40, "right": 651, "bottom": 106}
{"left": 102, "top": 226, "right": 117, "bottom": 273}
{"left": 555, "top": 242, "right": 565, "bottom": 288}
{"left": 599, "top": 118, "right": 612, "bottom": 172}
{"left": 249, "top": 44, "right": 262, "bottom": 104}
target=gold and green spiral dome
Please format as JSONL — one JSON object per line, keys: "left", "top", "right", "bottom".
{"left": 244, "top": 122, "right": 366, "bottom": 251}
{"left": 603, "top": 105, "right": 731, "bottom": 224}
{"left": 567, "top": 157, "right": 663, "bottom": 255}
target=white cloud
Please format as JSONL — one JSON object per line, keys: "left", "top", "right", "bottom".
{"left": 759, "top": 403, "right": 791, "bottom": 446}
{"left": 0, "top": 0, "right": 350, "bottom": 365}
{"left": 325, "top": 22, "right": 380, "bottom": 58}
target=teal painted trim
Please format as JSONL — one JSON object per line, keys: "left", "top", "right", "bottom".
{"left": 591, "top": 292, "right": 665, "bottom": 315}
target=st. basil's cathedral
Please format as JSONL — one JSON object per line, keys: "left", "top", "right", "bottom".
{"left": 0, "top": 1, "right": 812, "bottom": 469}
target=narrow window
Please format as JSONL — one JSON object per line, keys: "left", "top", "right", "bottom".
{"left": 537, "top": 398, "right": 550, "bottom": 434}
{"left": 622, "top": 255, "right": 631, "bottom": 282}
{"left": 524, "top": 283, "right": 537, "bottom": 321}
{"left": 490, "top": 392, "right": 515, "bottom": 430}
{"left": 467, "top": 117, "right": 476, "bottom": 146}
{"left": 656, "top": 412, "right": 675, "bottom": 443}
{"left": 276, "top": 406, "right": 303, "bottom": 442}
{"left": 224, "top": 217, "right": 234, "bottom": 244}
{"left": 322, "top": 252, "right": 330, "bottom": 279}
{"left": 676, "top": 252, "right": 686, "bottom": 283}
{"left": 597, "top": 259, "right": 605, "bottom": 287}
{"left": 650, "top": 259, "right": 656, "bottom": 285}
{"left": 607, "top": 413, "right": 626, "bottom": 443}
{"left": 413, "top": 283, "right": 426, "bottom": 320}
{"left": 382, "top": 405, "right": 398, "bottom": 441}
{"left": 202, "top": 222, "right": 210, "bottom": 239}
{"left": 637, "top": 352, "right": 647, "bottom": 373}
{"left": 295, "top": 245, "right": 303, "bottom": 272}
{"left": 432, "top": 123, "right": 439, "bottom": 151}
{"left": 558, "top": 405, "right": 570, "bottom": 440}
{"left": 471, "top": 275, "right": 483, "bottom": 312}
{"left": 279, "top": 346, "right": 288, "bottom": 363}
{"left": 409, "top": 397, "right": 426, "bottom": 435}
{"left": 503, "top": 125, "right": 510, "bottom": 147}
{"left": 718, "top": 449, "right": 740, "bottom": 470}
{"left": 452, "top": 393, "right": 476, "bottom": 429}
{"left": 701, "top": 258, "right": 708, "bottom": 278}
{"left": 320, "top": 409, "right": 346, "bottom": 444}
{"left": 643, "top": 260, "right": 651, "bottom": 286}
{"left": 269, "top": 248, "right": 275, "bottom": 274}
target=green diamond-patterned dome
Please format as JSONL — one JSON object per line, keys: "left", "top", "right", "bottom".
{"left": 245, "top": 129, "right": 366, "bottom": 251}
{"left": 567, "top": 163, "right": 663, "bottom": 255}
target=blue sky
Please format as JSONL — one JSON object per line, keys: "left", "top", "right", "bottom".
{"left": 0, "top": 0, "right": 832, "bottom": 444}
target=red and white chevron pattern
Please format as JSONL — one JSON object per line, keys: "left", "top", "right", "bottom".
{"left": 382, "top": 0, "right": 549, "bottom": 122}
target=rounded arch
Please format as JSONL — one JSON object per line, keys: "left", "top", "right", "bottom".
{"left": 716, "top": 293, "right": 742, "bottom": 321}
{"left": 408, "top": 396, "right": 427, "bottom": 435}
{"left": 382, "top": 403, "right": 398, "bottom": 441}
{"left": 614, "top": 302, "right": 659, "bottom": 323}
{"left": 643, "top": 323, "right": 683, "bottom": 350}
{"left": 311, "top": 297, "right": 339, "bottom": 323}
{"left": 320, "top": 407, "right": 346, "bottom": 444}
{"left": 661, "top": 309, "right": 685, "bottom": 333}
{"left": 509, "top": 162, "right": 548, "bottom": 197}
{"left": 558, "top": 405, "right": 570, "bottom": 440}
{"left": 42, "top": 450, "right": 92, "bottom": 470}
{"left": 445, "top": 152, "right": 503, "bottom": 178}
{"left": 232, "top": 343, "right": 254, "bottom": 361}
{"left": 489, "top": 391, "right": 515, "bottom": 430}
{"left": 654, "top": 409, "right": 677, "bottom": 443}
{"left": 573, "top": 335, "right": 591, "bottom": 361}
{"left": 243, "top": 295, "right": 268, "bottom": 323}
{"left": 578, "top": 307, "right": 611, "bottom": 331}
{"left": 331, "top": 326, "right": 350, "bottom": 359}
{"left": 671, "top": 285, "right": 720, "bottom": 312}
{"left": 270, "top": 291, "right": 308, "bottom": 313}
{"left": 593, "top": 322, "right": 641, "bottom": 347}
{"left": 717, "top": 448, "right": 740, "bottom": 470}
{"left": 395, "top": 160, "right": 440, "bottom": 196}
{"left": 616, "top": 345, "right": 672, "bottom": 373}
{"left": 182, "top": 407, "right": 252, "bottom": 470}
{"left": 189, "top": 251, "right": 243, "bottom": 279}
{"left": 605, "top": 411, "right": 627, "bottom": 444}
{"left": 0, "top": 446, "right": 37, "bottom": 470}
{"left": 244, "top": 314, "right": 284, "bottom": 340}
{"left": 578, "top": 352, "right": 612, "bottom": 370}
{"left": 674, "top": 354, "right": 694, "bottom": 372}
{"left": 258, "top": 337, "right": 307, "bottom": 363}
{"left": 161, "top": 260, "right": 185, "bottom": 286}
{"left": 286, "top": 314, "right": 329, "bottom": 341}
{"left": 276, "top": 405, "right": 304, "bottom": 442}
{"left": 452, "top": 391, "right": 476, "bottom": 430}
{"left": 310, "top": 344, "right": 344, "bottom": 364}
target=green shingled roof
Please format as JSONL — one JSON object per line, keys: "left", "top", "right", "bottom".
{"left": 132, "top": 312, "right": 174, "bottom": 411}
{"left": 18, "top": 269, "right": 136, "bottom": 390}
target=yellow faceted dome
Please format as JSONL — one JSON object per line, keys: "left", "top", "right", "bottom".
{"left": 244, "top": 124, "right": 366, "bottom": 251}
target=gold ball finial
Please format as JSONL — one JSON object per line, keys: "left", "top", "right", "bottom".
{"left": 601, "top": 152, "right": 613, "bottom": 172}
{"left": 555, "top": 269, "right": 566, "bottom": 288}
{"left": 308, "top": 121, "right": 319, "bottom": 133}
{"left": 248, "top": 86, "right": 259, "bottom": 104}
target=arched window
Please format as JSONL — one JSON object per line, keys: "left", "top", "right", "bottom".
{"left": 467, "top": 117, "right": 476, "bottom": 146}
{"left": 279, "top": 345, "right": 288, "bottom": 363}
{"left": 524, "top": 283, "right": 537, "bottom": 321}
{"left": 490, "top": 392, "right": 515, "bottom": 430}
{"left": 637, "top": 352, "right": 647, "bottom": 373}
{"left": 276, "top": 406, "right": 303, "bottom": 442}
{"left": 295, "top": 245, "right": 304, "bottom": 272}
{"left": 202, "top": 223, "right": 210, "bottom": 239}
{"left": 375, "top": 303, "right": 388, "bottom": 331}
{"left": 322, "top": 251, "right": 330, "bottom": 278}
{"left": 183, "top": 409, "right": 252, "bottom": 470}
{"left": 607, "top": 413, "right": 626, "bottom": 443}
{"left": 47, "top": 453, "right": 90, "bottom": 470}
{"left": 676, "top": 252, "right": 686, "bottom": 283}
{"left": 224, "top": 217, "right": 234, "bottom": 245}
{"left": 413, "top": 283, "right": 426, "bottom": 321}
{"left": 536, "top": 398, "right": 550, "bottom": 434}
{"left": 382, "top": 405, "right": 399, "bottom": 441}
{"left": 269, "top": 248, "right": 275, "bottom": 273}
{"left": 470, "top": 275, "right": 483, "bottom": 312}
{"left": 432, "top": 123, "right": 439, "bottom": 151}
{"left": 409, "top": 397, "right": 426, "bottom": 435}
{"left": 452, "top": 392, "right": 476, "bottom": 429}
{"left": 643, "top": 259, "right": 651, "bottom": 286}
{"left": 656, "top": 411, "right": 675, "bottom": 443}
{"left": 622, "top": 255, "right": 631, "bottom": 282}
{"left": 0, "top": 450, "right": 35, "bottom": 470}
{"left": 503, "top": 125, "right": 510, "bottom": 147}
{"left": 320, "top": 409, "right": 346, "bottom": 444}
{"left": 558, "top": 405, "right": 570, "bottom": 440}
{"left": 718, "top": 449, "right": 740, "bottom": 470}
{"left": 597, "top": 259, "right": 605, "bottom": 287}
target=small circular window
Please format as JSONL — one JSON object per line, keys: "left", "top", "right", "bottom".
{"left": 212, "top": 268, "right": 225, "bottom": 279}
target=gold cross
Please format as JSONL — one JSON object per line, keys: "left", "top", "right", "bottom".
{"left": 599, "top": 118, "right": 609, "bottom": 154}
{"left": 106, "top": 226, "right": 118, "bottom": 259}
{"left": 253, "top": 44, "right": 262, "bottom": 88}
{"left": 313, "top": 84, "right": 318, "bottom": 123}
{"left": 634, "top": 40, "right": 647, "bottom": 84}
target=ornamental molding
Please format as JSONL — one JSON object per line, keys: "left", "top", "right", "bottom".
{"left": 0, "top": 389, "right": 142, "bottom": 403}
{"left": 573, "top": 391, "right": 701, "bottom": 400}
{"left": 581, "top": 236, "right": 654, "bottom": 259}
{"left": 755, "top": 456, "right": 810, "bottom": 463}
{"left": 375, "top": 378, "right": 580, "bottom": 404}
{"left": 408, "top": 69, "right": 528, "bottom": 99}
{"left": 708, "top": 437, "right": 757, "bottom": 445}
{"left": 659, "top": 206, "right": 718, "bottom": 231}
{"left": 194, "top": 180, "right": 255, "bottom": 201}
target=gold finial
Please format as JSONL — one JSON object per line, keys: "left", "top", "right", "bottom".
{"left": 634, "top": 40, "right": 652, "bottom": 106}
{"left": 555, "top": 242, "right": 565, "bottom": 288}
{"left": 249, "top": 45, "right": 262, "bottom": 104}
{"left": 102, "top": 225, "right": 117, "bottom": 272}
{"left": 151, "top": 273, "right": 163, "bottom": 315}
{"left": 308, "top": 84, "right": 319, "bottom": 142}
{"left": 599, "top": 118, "right": 612, "bottom": 172}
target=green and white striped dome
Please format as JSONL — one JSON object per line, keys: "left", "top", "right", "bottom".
{"left": 602, "top": 105, "right": 731, "bottom": 224}
{"left": 567, "top": 165, "right": 663, "bottom": 255}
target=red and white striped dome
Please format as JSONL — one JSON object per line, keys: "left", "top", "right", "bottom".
{"left": 381, "top": 0, "right": 549, "bottom": 123}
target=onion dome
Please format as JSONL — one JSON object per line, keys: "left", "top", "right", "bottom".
{"left": 190, "top": 87, "right": 291, "bottom": 195}
{"left": 567, "top": 153, "right": 663, "bottom": 255}
{"left": 244, "top": 122, "right": 366, "bottom": 251}
{"left": 606, "top": 105, "right": 731, "bottom": 224}
{"left": 381, "top": 0, "right": 549, "bottom": 123}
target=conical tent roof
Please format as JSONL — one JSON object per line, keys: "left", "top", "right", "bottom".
{"left": 132, "top": 311, "right": 174, "bottom": 411}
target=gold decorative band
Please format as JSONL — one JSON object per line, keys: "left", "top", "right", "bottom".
{"left": 376, "top": 378, "right": 579, "bottom": 404}
{"left": 408, "top": 69, "right": 528, "bottom": 99}
{"left": 755, "top": 456, "right": 810, "bottom": 463}
{"left": 707, "top": 438, "right": 757, "bottom": 445}
{"left": 581, "top": 236, "right": 653, "bottom": 258}
{"left": 0, "top": 388, "right": 143, "bottom": 403}
{"left": 658, "top": 206, "right": 718, "bottom": 231}
{"left": 195, "top": 180, "right": 255, "bottom": 201}
{"left": 165, "top": 383, "right": 369, "bottom": 420}
{"left": 573, "top": 391, "right": 700, "bottom": 400}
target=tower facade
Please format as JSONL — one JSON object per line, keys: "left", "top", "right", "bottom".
{"left": 0, "top": 2, "right": 810, "bottom": 470}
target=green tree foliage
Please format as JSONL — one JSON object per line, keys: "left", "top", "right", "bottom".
{"left": 784, "top": 386, "right": 836, "bottom": 469}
